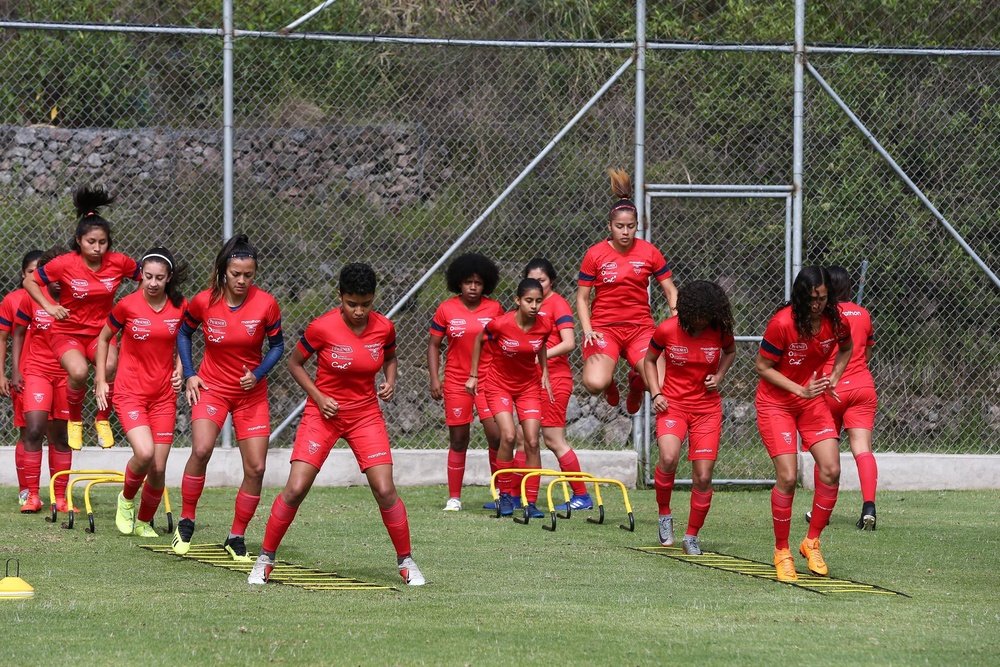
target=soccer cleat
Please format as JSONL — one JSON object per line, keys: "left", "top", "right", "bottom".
{"left": 510, "top": 496, "right": 523, "bottom": 510}
{"left": 682, "top": 535, "right": 703, "bottom": 555}
{"left": 482, "top": 499, "right": 498, "bottom": 511}
{"left": 67, "top": 420, "right": 84, "bottom": 450}
{"left": 498, "top": 493, "right": 515, "bottom": 517}
{"left": 20, "top": 492, "right": 42, "bottom": 514}
{"left": 625, "top": 369, "right": 645, "bottom": 415}
{"left": 224, "top": 535, "right": 252, "bottom": 563}
{"left": 554, "top": 493, "right": 594, "bottom": 511}
{"left": 55, "top": 497, "right": 70, "bottom": 513}
{"left": 857, "top": 502, "right": 877, "bottom": 531}
{"left": 773, "top": 548, "right": 798, "bottom": 582}
{"left": 605, "top": 382, "right": 620, "bottom": 407}
{"left": 95, "top": 420, "right": 115, "bottom": 449}
{"left": 398, "top": 556, "right": 425, "bottom": 586}
{"left": 248, "top": 553, "right": 275, "bottom": 585}
{"left": 133, "top": 520, "right": 159, "bottom": 538}
{"left": 443, "top": 497, "right": 462, "bottom": 512}
{"left": 524, "top": 503, "right": 545, "bottom": 519}
{"left": 115, "top": 492, "right": 137, "bottom": 535}
{"left": 799, "top": 537, "right": 829, "bottom": 576}
{"left": 658, "top": 514, "right": 675, "bottom": 547}
{"left": 172, "top": 518, "right": 195, "bottom": 555}
{"left": 17, "top": 489, "right": 29, "bottom": 507}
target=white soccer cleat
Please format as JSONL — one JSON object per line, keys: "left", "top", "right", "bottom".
{"left": 248, "top": 553, "right": 275, "bottom": 585}
{"left": 443, "top": 497, "right": 462, "bottom": 512}
{"left": 398, "top": 556, "right": 425, "bottom": 586}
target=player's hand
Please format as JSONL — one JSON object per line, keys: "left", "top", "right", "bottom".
{"left": 542, "top": 375, "right": 554, "bottom": 403}
{"left": 429, "top": 377, "right": 443, "bottom": 401}
{"left": 186, "top": 375, "right": 206, "bottom": 406}
{"left": 94, "top": 379, "right": 110, "bottom": 411}
{"left": 465, "top": 376, "right": 478, "bottom": 396}
{"left": 378, "top": 381, "right": 395, "bottom": 401}
{"left": 171, "top": 368, "right": 183, "bottom": 393}
{"left": 704, "top": 374, "right": 721, "bottom": 392}
{"left": 46, "top": 304, "right": 70, "bottom": 320}
{"left": 239, "top": 365, "right": 257, "bottom": 392}
{"left": 583, "top": 330, "right": 604, "bottom": 347}
{"left": 826, "top": 386, "right": 842, "bottom": 404}
{"left": 652, "top": 394, "right": 669, "bottom": 413}
{"left": 0, "top": 375, "right": 9, "bottom": 398}
{"left": 318, "top": 395, "right": 339, "bottom": 419}
{"left": 799, "top": 372, "right": 831, "bottom": 399}
{"left": 11, "top": 370, "right": 23, "bottom": 394}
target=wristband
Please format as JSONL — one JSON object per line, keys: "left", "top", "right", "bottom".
{"left": 468, "top": 374, "right": 477, "bottom": 379}
{"left": 651, "top": 393, "right": 663, "bottom": 400}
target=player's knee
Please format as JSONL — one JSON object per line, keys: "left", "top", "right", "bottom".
{"left": 658, "top": 452, "right": 680, "bottom": 471}
{"left": 371, "top": 482, "right": 398, "bottom": 508}
{"left": 282, "top": 485, "right": 307, "bottom": 507}
{"left": 691, "top": 471, "right": 712, "bottom": 491}
{"left": 775, "top": 471, "right": 797, "bottom": 493}
{"left": 817, "top": 462, "right": 841, "bottom": 486}
{"left": 243, "top": 460, "right": 266, "bottom": 482}
{"left": 582, "top": 376, "right": 607, "bottom": 395}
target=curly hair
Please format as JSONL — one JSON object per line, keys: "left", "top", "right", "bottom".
{"left": 677, "top": 280, "right": 734, "bottom": 338}
{"left": 790, "top": 266, "right": 844, "bottom": 339}
{"left": 71, "top": 184, "right": 116, "bottom": 252}
{"left": 339, "top": 262, "right": 377, "bottom": 296}
{"left": 445, "top": 253, "right": 499, "bottom": 295}
{"left": 826, "top": 265, "right": 852, "bottom": 302}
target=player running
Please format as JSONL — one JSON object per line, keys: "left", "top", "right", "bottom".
{"left": 577, "top": 168, "right": 678, "bottom": 416}
{"left": 427, "top": 253, "right": 504, "bottom": 511}
{"left": 95, "top": 248, "right": 186, "bottom": 537}
{"left": 641, "top": 280, "right": 736, "bottom": 555}
{"left": 23, "top": 186, "right": 140, "bottom": 450}
{"left": 755, "top": 266, "right": 851, "bottom": 582}
{"left": 174, "top": 235, "right": 284, "bottom": 561}
{"left": 249, "top": 263, "right": 424, "bottom": 586}
{"left": 466, "top": 278, "right": 554, "bottom": 518}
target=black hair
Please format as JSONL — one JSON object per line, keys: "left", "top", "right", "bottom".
{"left": 71, "top": 185, "right": 115, "bottom": 252}
{"left": 826, "top": 265, "right": 853, "bottom": 303}
{"left": 523, "top": 257, "right": 557, "bottom": 288}
{"left": 789, "top": 266, "right": 844, "bottom": 340}
{"left": 339, "top": 262, "right": 377, "bottom": 296}
{"left": 17, "top": 249, "right": 43, "bottom": 287}
{"left": 445, "top": 253, "right": 500, "bottom": 296}
{"left": 38, "top": 245, "right": 68, "bottom": 299}
{"left": 607, "top": 167, "right": 637, "bottom": 221}
{"left": 516, "top": 278, "right": 543, "bottom": 298}
{"left": 677, "top": 280, "right": 735, "bottom": 339}
{"left": 141, "top": 246, "right": 187, "bottom": 308}
{"left": 210, "top": 234, "right": 258, "bottom": 303}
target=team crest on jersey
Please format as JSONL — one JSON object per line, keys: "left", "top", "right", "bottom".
{"left": 781, "top": 431, "right": 792, "bottom": 445}
{"left": 242, "top": 319, "right": 261, "bottom": 336}
{"left": 452, "top": 407, "right": 463, "bottom": 418}
{"left": 128, "top": 410, "right": 140, "bottom": 421}
{"left": 364, "top": 343, "right": 382, "bottom": 360}
{"left": 528, "top": 338, "right": 544, "bottom": 351}
{"left": 308, "top": 440, "right": 321, "bottom": 455}
{"left": 477, "top": 317, "right": 493, "bottom": 327}
{"left": 33, "top": 393, "right": 44, "bottom": 403}
{"left": 164, "top": 318, "right": 180, "bottom": 335}
{"left": 500, "top": 397, "right": 510, "bottom": 406}
{"left": 665, "top": 419, "right": 676, "bottom": 428}
{"left": 702, "top": 348, "right": 718, "bottom": 363}
{"left": 629, "top": 260, "right": 645, "bottom": 275}
{"left": 99, "top": 277, "right": 116, "bottom": 292}
{"left": 819, "top": 338, "right": 834, "bottom": 354}
{"left": 206, "top": 405, "right": 218, "bottom": 416}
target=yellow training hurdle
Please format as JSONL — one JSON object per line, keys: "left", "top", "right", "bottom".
{"left": 81, "top": 476, "right": 126, "bottom": 533}
{"left": 45, "top": 468, "right": 174, "bottom": 534}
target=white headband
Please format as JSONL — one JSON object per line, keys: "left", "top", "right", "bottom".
{"left": 142, "top": 253, "right": 173, "bottom": 270}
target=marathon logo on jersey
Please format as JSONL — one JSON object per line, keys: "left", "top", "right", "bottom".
{"left": 247, "top": 425, "right": 267, "bottom": 432}
{"left": 815, "top": 428, "right": 835, "bottom": 437}
{"left": 449, "top": 318, "right": 467, "bottom": 337}
{"left": 477, "top": 317, "right": 492, "bottom": 327}
{"left": 70, "top": 278, "right": 89, "bottom": 299}
{"left": 629, "top": 260, "right": 646, "bottom": 276}
{"left": 308, "top": 440, "right": 322, "bottom": 455}
{"left": 702, "top": 347, "right": 719, "bottom": 363}
{"left": 364, "top": 343, "right": 382, "bottom": 361}
{"left": 33, "top": 393, "right": 44, "bottom": 403}
{"left": 206, "top": 318, "right": 227, "bottom": 344}
{"left": 781, "top": 431, "right": 792, "bottom": 445}
{"left": 128, "top": 410, "right": 140, "bottom": 421}
{"left": 818, "top": 337, "right": 835, "bottom": 354}
{"left": 366, "top": 451, "right": 388, "bottom": 460}
{"left": 599, "top": 261, "right": 619, "bottom": 284}
{"left": 99, "top": 277, "right": 116, "bottom": 292}
{"left": 241, "top": 319, "right": 261, "bottom": 336}
{"left": 528, "top": 338, "right": 544, "bottom": 351}
{"left": 164, "top": 318, "right": 180, "bottom": 335}
{"left": 842, "top": 310, "right": 861, "bottom": 316}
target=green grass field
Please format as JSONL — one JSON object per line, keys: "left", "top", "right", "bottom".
{"left": 2, "top": 485, "right": 998, "bottom": 665}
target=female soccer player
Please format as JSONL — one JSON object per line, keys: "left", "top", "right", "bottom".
{"left": 823, "top": 266, "right": 879, "bottom": 530}
{"left": 249, "top": 263, "right": 424, "bottom": 586}
{"left": 1, "top": 250, "right": 43, "bottom": 507}
{"left": 24, "top": 186, "right": 139, "bottom": 451}
{"left": 466, "top": 278, "right": 554, "bottom": 518}
{"left": 577, "top": 168, "right": 678, "bottom": 416}
{"left": 427, "top": 253, "right": 504, "bottom": 511}
{"left": 95, "top": 248, "right": 186, "bottom": 537}
{"left": 641, "top": 280, "right": 736, "bottom": 555}
{"left": 755, "top": 266, "right": 851, "bottom": 582}
{"left": 174, "top": 234, "right": 283, "bottom": 560}
{"left": 522, "top": 258, "right": 591, "bottom": 510}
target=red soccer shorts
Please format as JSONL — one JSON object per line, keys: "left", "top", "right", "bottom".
{"left": 291, "top": 405, "right": 393, "bottom": 472}
{"left": 582, "top": 322, "right": 653, "bottom": 368}
{"left": 486, "top": 382, "right": 543, "bottom": 423}
{"left": 48, "top": 331, "right": 115, "bottom": 363}
{"left": 191, "top": 387, "right": 271, "bottom": 440}
{"left": 115, "top": 395, "right": 178, "bottom": 445}
{"left": 756, "top": 398, "right": 839, "bottom": 458}
{"left": 21, "top": 373, "right": 70, "bottom": 421}
{"left": 11, "top": 388, "right": 25, "bottom": 428}
{"left": 443, "top": 384, "right": 493, "bottom": 426}
{"left": 655, "top": 403, "right": 723, "bottom": 461}
{"left": 826, "top": 386, "right": 877, "bottom": 432}
{"left": 541, "top": 374, "right": 573, "bottom": 428}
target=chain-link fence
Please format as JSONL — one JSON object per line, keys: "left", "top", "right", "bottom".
{"left": 1, "top": 2, "right": 997, "bottom": 484}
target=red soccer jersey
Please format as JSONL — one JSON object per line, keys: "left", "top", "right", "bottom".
{"left": 108, "top": 291, "right": 186, "bottom": 399}
{"left": 298, "top": 308, "right": 396, "bottom": 416}
{"left": 0, "top": 288, "right": 25, "bottom": 335}
{"left": 482, "top": 311, "right": 553, "bottom": 391}
{"left": 536, "top": 291, "right": 575, "bottom": 380}
{"left": 33, "top": 251, "right": 139, "bottom": 337}
{"left": 578, "top": 238, "right": 671, "bottom": 328}
{"left": 16, "top": 291, "right": 62, "bottom": 379}
{"left": 650, "top": 317, "right": 735, "bottom": 412}
{"left": 183, "top": 286, "right": 282, "bottom": 397}
{"left": 429, "top": 296, "right": 505, "bottom": 386}
{"left": 823, "top": 301, "right": 875, "bottom": 392}
{"left": 756, "top": 306, "right": 849, "bottom": 407}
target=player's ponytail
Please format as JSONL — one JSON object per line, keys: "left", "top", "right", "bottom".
{"left": 210, "top": 234, "right": 258, "bottom": 303}
{"left": 607, "top": 167, "right": 637, "bottom": 220}
{"left": 141, "top": 246, "right": 188, "bottom": 308}
{"left": 71, "top": 185, "right": 115, "bottom": 252}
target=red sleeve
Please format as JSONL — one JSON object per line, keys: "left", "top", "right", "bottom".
{"left": 0, "top": 293, "right": 17, "bottom": 332}
{"left": 14, "top": 292, "right": 33, "bottom": 328}
{"left": 35, "top": 252, "right": 70, "bottom": 286}
{"left": 577, "top": 246, "right": 598, "bottom": 287}
{"left": 429, "top": 302, "right": 447, "bottom": 338}
{"left": 551, "top": 295, "right": 574, "bottom": 331}
{"left": 119, "top": 253, "right": 140, "bottom": 281}
{"left": 264, "top": 295, "right": 282, "bottom": 336}
{"left": 107, "top": 298, "right": 129, "bottom": 333}
{"left": 297, "top": 317, "right": 322, "bottom": 359}
{"left": 649, "top": 243, "right": 672, "bottom": 280}
{"left": 385, "top": 320, "right": 397, "bottom": 352}
{"left": 759, "top": 315, "right": 787, "bottom": 362}
{"left": 184, "top": 291, "right": 206, "bottom": 327}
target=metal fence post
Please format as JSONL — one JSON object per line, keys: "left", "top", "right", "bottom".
{"left": 633, "top": 0, "right": 651, "bottom": 485}
{"left": 792, "top": 0, "right": 805, "bottom": 280}
{"left": 221, "top": 0, "right": 235, "bottom": 449}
